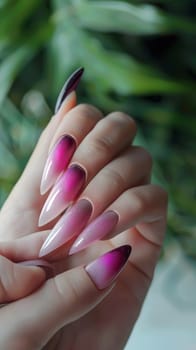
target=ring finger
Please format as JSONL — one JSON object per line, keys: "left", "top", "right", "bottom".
{"left": 38, "top": 146, "right": 152, "bottom": 257}
{"left": 39, "top": 112, "right": 137, "bottom": 226}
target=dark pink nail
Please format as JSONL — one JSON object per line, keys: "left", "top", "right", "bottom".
{"left": 39, "top": 165, "right": 86, "bottom": 226}
{"left": 85, "top": 245, "right": 131, "bottom": 290}
{"left": 40, "top": 135, "right": 76, "bottom": 195}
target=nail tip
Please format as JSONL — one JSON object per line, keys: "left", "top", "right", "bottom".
{"left": 55, "top": 67, "right": 84, "bottom": 113}
{"left": 118, "top": 245, "right": 132, "bottom": 258}
{"left": 38, "top": 214, "right": 46, "bottom": 228}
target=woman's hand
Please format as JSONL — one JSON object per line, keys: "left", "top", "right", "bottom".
{"left": 0, "top": 92, "right": 168, "bottom": 349}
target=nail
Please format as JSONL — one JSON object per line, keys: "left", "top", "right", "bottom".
{"left": 40, "top": 135, "right": 76, "bottom": 195}
{"left": 39, "top": 199, "right": 93, "bottom": 257}
{"left": 17, "top": 259, "right": 52, "bottom": 269}
{"left": 55, "top": 67, "right": 84, "bottom": 113}
{"left": 69, "top": 211, "right": 119, "bottom": 255}
{"left": 38, "top": 164, "right": 86, "bottom": 226}
{"left": 85, "top": 245, "right": 131, "bottom": 290}
{"left": 18, "top": 259, "right": 54, "bottom": 277}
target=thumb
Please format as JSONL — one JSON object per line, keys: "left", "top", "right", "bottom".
{"left": 1, "top": 245, "right": 131, "bottom": 349}
{"left": 0, "top": 256, "right": 47, "bottom": 303}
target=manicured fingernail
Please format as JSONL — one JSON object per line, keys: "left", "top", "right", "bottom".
{"left": 69, "top": 211, "right": 119, "bottom": 255}
{"left": 55, "top": 67, "right": 84, "bottom": 113}
{"left": 39, "top": 199, "right": 92, "bottom": 257}
{"left": 18, "top": 259, "right": 54, "bottom": 277}
{"left": 38, "top": 165, "right": 86, "bottom": 226}
{"left": 85, "top": 245, "right": 131, "bottom": 290}
{"left": 40, "top": 135, "right": 76, "bottom": 195}
{"left": 18, "top": 259, "right": 52, "bottom": 268}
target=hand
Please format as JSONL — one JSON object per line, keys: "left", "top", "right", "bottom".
{"left": 0, "top": 91, "right": 168, "bottom": 349}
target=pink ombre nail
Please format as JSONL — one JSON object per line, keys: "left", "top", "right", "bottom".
{"left": 39, "top": 199, "right": 92, "bottom": 257}
{"left": 38, "top": 165, "right": 86, "bottom": 226}
{"left": 85, "top": 245, "right": 131, "bottom": 290}
{"left": 40, "top": 135, "right": 76, "bottom": 195}
{"left": 69, "top": 211, "right": 119, "bottom": 255}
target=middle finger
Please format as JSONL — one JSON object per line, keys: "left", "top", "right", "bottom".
{"left": 39, "top": 112, "right": 136, "bottom": 226}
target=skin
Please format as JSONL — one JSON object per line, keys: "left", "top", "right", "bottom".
{"left": 0, "top": 99, "right": 168, "bottom": 350}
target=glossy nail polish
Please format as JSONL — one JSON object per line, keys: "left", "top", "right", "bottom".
{"left": 55, "top": 67, "right": 84, "bottom": 113}
{"left": 39, "top": 199, "right": 92, "bottom": 257}
{"left": 38, "top": 164, "right": 86, "bottom": 226}
{"left": 69, "top": 211, "right": 119, "bottom": 255}
{"left": 85, "top": 245, "right": 131, "bottom": 290}
{"left": 40, "top": 135, "right": 76, "bottom": 195}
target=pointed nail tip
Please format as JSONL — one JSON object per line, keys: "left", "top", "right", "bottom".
{"left": 38, "top": 250, "right": 45, "bottom": 259}
{"left": 40, "top": 185, "right": 47, "bottom": 196}
{"left": 54, "top": 66, "right": 85, "bottom": 113}
{"left": 38, "top": 215, "right": 46, "bottom": 228}
{"left": 118, "top": 245, "right": 132, "bottom": 259}
{"left": 68, "top": 246, "right": 77, "bottom": 256}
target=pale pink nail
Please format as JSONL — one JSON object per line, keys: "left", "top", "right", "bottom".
{"left": 39, "top": 199, "right": 92, "bottom": 257}
{"left": 85, "top": 245, "right": 131, "bottom": 290}
{"left": 38, "top": 165, "right": 86, "bottom": 226}
{"left": 40, "top": 135, "right": 76, "bottom": 195}
{"left": 69, "top": 211, "right": 119, "bottom": 255}
{"left": 18, "top": 259, "right": 54, "bottom": 277}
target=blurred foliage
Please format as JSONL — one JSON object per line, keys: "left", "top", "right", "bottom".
{"left": 0, "top": 0, "right": 195, "bottom": 258}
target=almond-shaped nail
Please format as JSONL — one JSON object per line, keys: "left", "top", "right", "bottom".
{"left": 69, "top": 211, "right": 119, "bottom": 255}
{"left": 40, "top": 135, "right": 76, "bottom": 195}
{"left": 18, "top": 259, "right": 54, "bottom": 278}
{"left": 85, "top": 245, "right": 131, "bottom": 290}
{"left": 38, "top": 164, "right": 86, "bottom": 227}
{"left": 55, "top": 67, "right": 84, "bottom": 113}
{"left": 39, "top": 199, "right": 92, "bottom": 257}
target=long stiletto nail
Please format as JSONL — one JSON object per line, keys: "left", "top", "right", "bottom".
{"left": 55, "top": 67, "right": 84, "bottom": 113}
{"left": 85, "top": 245, "right": 131, "bottom": 290}
{"left": 40, "top": 135, "right": 76, "bottom": 195}
{"left": 39, "top": 164, "right": 86, "bottom": 227}
{"left": 39, "top": 199, "right": 92, "bottom": 257}
{"left": 69, "top": 211, "right": 119, "bottom": 255}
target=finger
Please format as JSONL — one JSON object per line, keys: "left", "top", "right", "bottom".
{"left": 3, "top": 91, "right": 76, "bottom": 210}
{"left": 38, "top": 146, "right": 151, "bottom": 258}
{"left": 1, "top": 103, "right": 103, "bottom": 240}
{"left": 0, "top": 255, "right": 46, "bottom": 303}
{"left": 22, "top": 103, "right": 103, "bottom": 212}
{"left": 0, "top": 245, "right": 131, "bottom": 349}
{"left": 0, "top": 232, "right": 49, "bottom": 262}
{"left": 0, "top": 92, "right": 77, "bottom": 240}
{"left": 39, "top": 113, "right": 137, "bottom": 226}
{"left": 81, "top": 146, "right": 152, "bottom": 218}
{"left": 69, "top": 185, "right": 168, "bottom": 258}
{"left": 40, "top": 104, "right": 103, "bottom": 195}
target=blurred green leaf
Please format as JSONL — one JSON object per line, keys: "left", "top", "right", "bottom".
{"left": 73, "top": 0, "right": 196, "bottom": 34}
{"left": 0, "top": 47, "right": 33, "bottom": 105}
{"left": 0, "top": 0, "right": 40, "bottom": 38}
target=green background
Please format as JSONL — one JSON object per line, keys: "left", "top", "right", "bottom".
{"left": 0, "top": 0, "right": 195, "bottom": 258}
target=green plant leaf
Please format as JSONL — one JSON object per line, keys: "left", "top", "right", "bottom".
{"left": 72, "top": 0, "right": 196, "bottom": 35}
{"left": 0, "top": 47, "right": 34, "bottom": 105}
{"left": 74, "top": 32, "right": 193, "bottom": 94}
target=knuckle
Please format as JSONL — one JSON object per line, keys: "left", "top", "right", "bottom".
{"left": 129, "top": 190, "right": 147, "bottom": 213}
{"left": 75, "top": 103, "right": 103, "bottom": 121}
{"left": 104, "top": 168, "right": 125, "bottom": 190}
{"left": 108, "top": 112, "right": 137, "bottom": 133}
{"left": 53, "top": 275, "right": 79, "bottom": 308}
{"left": 91, "top": 135, "right": 114, "bottom": 156}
